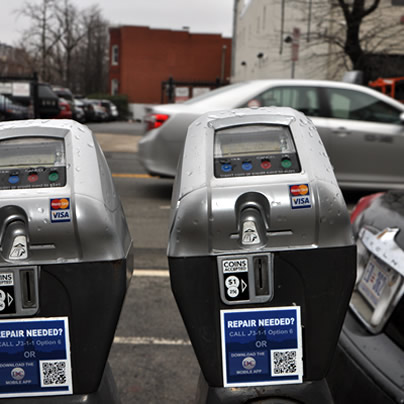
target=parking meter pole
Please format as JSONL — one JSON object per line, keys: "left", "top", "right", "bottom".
{"left": 0, "top": 120, "right": 133, "bottom": 402}
{"left": 168, "top": 107, "right": 356, "bottom": 403}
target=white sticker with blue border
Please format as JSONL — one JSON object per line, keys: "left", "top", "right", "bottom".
{"left": 50, "top": 198, "right": 71, "bottom": 223}
{"left": 221, "top": 306, "right": 303, "bottom": 387}
{"left": 289, "top": 184, "right": 312, "bottom": 209}
{"left": 0, "top": 317, "right": 72, "bottom": 398}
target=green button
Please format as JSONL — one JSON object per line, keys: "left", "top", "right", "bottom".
{"left": 48, "top": 171, "right": 59, "bottom": 182}
{"left": 281, "top": 158, "right": 292, "bottom": 169}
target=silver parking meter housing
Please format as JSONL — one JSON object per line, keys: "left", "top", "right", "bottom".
{"left": 168, "top": 108, "right": 356, "bottom": 402}
{"left": 0, "top": 120, "right": 132, "bottom": 402}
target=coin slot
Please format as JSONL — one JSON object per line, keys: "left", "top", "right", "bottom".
{"left": 254, "top": 256, "right": 269, "bottom": 296}
{"left": 21, "top": 269, "right": 37, "bottom": 309}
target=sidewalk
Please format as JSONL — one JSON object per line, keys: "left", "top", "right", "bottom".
{"left": 94, "top": 133, "right": 141, "bottom": 153}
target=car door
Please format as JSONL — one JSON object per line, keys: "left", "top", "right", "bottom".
{"left": 321, "top": 87, "right": 404, "bottom": 188}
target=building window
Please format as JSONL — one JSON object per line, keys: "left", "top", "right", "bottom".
{"left": 111, "top": 45, "right": 119, "bottom": 66}
{"left": 111, "top": 79, "right": 119, "bottom": 95}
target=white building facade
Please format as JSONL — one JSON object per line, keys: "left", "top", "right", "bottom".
{"left": 231, "top": 0, "right": 404, "bottom": 83}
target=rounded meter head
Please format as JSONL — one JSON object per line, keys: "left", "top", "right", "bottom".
{"left": 168, "top": 107, "right": 353, "bottom": 258}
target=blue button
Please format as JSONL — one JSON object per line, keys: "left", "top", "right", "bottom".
{"left": 242, "top": 162, "right": 253, "bottom": 171}
{"left": 221, "top": 163, "right": 232, "bottom": 172}
{"left": 8, "top": 175, "right": 20, "bottom": 184}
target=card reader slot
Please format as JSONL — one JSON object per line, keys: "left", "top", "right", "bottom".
{"left": 254, "top": 256, "right": 269, "bottom": 296}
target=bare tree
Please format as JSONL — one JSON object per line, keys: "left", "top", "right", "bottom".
{"left": 15, "top": 0, "right": 109, "bottom": 93}
{"left": 290, "top": 0, "right": 404, "bottom": 80}
{"left": 16, "top": 0, "right": 61, "bottom": 82}
{"left": 75, "top": 5, "right": 109, "bottom": 94}
{"left": 52, "top": 0, "right": 86, "bottom": 87}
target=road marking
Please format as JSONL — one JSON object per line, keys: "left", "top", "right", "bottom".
{"left": 133, "top": 269, "right": 169, "bottom": 277}
{"left": 112, "top": 173, "right": 156, "bottom": 179}
{"left": 159, "top": 205, "right": 171, "bottom": 210}
{"left": 113, "top": 336, "right": 191, "bottom": 346}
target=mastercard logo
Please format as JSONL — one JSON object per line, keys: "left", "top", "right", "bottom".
{"left": 50, "top": 198, "right": 70, "bottom": 210}
{"left": 290, "top": 184, "right": 309, "bottom": 196}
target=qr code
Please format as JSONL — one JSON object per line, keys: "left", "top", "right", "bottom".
{"left": 271, "top": 349, "right": 299, "bottom": 376}
{"left": 40, "top": 360, "right": 69, "bottom": 388}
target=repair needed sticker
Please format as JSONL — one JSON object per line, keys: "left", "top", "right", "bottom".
{"left": 289, "top": 184, "right": 312, "bottom": 209}
{"left": 50, "top": 198, "right": 71, "bottom": 223}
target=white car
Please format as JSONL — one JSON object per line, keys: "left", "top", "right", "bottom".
{"left": 138, "top": 79, "right": 404, "bottom": 190}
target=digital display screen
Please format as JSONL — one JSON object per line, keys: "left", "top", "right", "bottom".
{"left": 214, "top": 125, "right": 296, "bottom": 158}
{"left": 0, "top": 137, "right": 65, "bottom": 168}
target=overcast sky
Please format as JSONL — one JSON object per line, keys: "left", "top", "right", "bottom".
{"left": 0, "top": 0, "right": 234, "bottom": 46}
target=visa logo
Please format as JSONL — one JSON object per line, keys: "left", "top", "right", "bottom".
{"left": 293, "top": 197, "right": 310, "bottom": 205}
{"left": 291, "top": 196, "right": 312, "bottom": 209}
{"left": 51, "top": 210, "right": 71, "bottom": 222}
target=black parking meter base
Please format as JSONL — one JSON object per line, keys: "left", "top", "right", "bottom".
{"left": 1, "top": 362, "right": 121, "bottom": 404}
{"left": 195, "top": 371, "right": 334, "bottom": 404}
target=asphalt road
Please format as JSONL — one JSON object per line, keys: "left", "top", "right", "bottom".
{"left": 87, "top": 121, "right": 372, "bottom": 404}
{"left": 88, "top": 122, "right": 201, "bottom": 403}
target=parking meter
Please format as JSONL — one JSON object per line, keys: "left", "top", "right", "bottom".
{"left": 168, "top": 107, "right": 356, "bottom": 403}
{"left": 0, "top": 120, "right": 133, "bottom": 403}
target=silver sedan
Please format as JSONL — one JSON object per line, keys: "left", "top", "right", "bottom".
{"left": 138, "top": 79, "right": 404, "bottom": 190}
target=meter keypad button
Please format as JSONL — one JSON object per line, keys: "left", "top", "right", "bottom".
{"left": 8, "top": 175, "right": 20, "bottom": 185}
{"left": 28, "top": 172, "right": 39, "bottom": 183}
{"left": 241, "top": 161, "right": 253, "bottom": 171}
{"left": 281, "top": 158, "right": 292, "bottom": 169}
{"left": 221, "top": 163, "right": 233, "bottom": 173}
{"left": 48, "top": 171, "right": 60, "bottom": 182}
{"left": 261, "top": 159, "right": 271, "bottom": 170}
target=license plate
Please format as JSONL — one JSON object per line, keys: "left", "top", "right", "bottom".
{"left": 358, "top": 255, "right": 400, "bottom": 308}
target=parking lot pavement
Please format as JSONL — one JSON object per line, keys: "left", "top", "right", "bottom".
{"left": 99, "top": 131, "right": 200, "bottom": 403}
{"left": 110, "top": 273, "right": 200, "bottom": 403}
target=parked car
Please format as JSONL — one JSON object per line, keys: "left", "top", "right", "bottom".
{"left": 52, "top": 86, "right": 74, "bottom": 103}
{"left": 0, "top": 94, "right": 30, "bottom": 120}
{"left": 52, "top": 86, "right": 75, "bottom": 119}
{"left": 327, "top": 191, "right": 404, "bottom": 403}
{"left": 100, "top": 99, "right": 119, "bottom": 120}
{"left": 11, "top": 82, "right": 60, "bottom": 119}
{"left": 138, "top": 80, "right": 404, "bottom": 190}
{"left": 55, "top": 98, "right": 73, "bottom": 119}
{"left": 73, "top": 99, "right": 86, "bottom": 123}
{"left": 82, "top": 99, "right": 108, "bottom": 122}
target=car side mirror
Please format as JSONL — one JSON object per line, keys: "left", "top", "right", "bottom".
{"left": 400, "top": 112, "right": 404, "bottom": 124}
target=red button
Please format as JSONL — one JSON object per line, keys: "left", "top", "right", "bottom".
{"left": 261, "top": 160, "right": 271, "bottom": 170}
{"left": 28, "top": 173, "right": 39, "bottom": 183}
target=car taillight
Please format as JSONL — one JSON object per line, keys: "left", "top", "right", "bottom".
{"left": 350, "top": 192, "right": 384, "bottom": 224}
{"left": 145, "top": 114, "right": 170, "bottom": 130}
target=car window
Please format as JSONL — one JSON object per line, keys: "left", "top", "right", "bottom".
{"left": 251, "top": 86, "right": 321, "bottom": 117}
{"left": 326, "top": 88, "right": 401, "bottom": 124}
{"left": 184, "top": 82, "right": 247, "bottom": 105}
{"left": 38, "top": 85, "right": 57, "bottom": 99}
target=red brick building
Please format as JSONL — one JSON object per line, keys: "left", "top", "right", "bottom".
{"left": 109, "top": 25, "right": 232, "bottom": 109}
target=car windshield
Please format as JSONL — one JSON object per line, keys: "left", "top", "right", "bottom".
{"left": 38, "top": 85, "right": 57, "bottom": 99}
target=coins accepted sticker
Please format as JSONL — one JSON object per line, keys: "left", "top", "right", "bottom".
{"left": 221, "top": 307, "right": 303, "bottom": 387}
{"left": 222, "top": 258, "right": 250, "bottom": 302}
